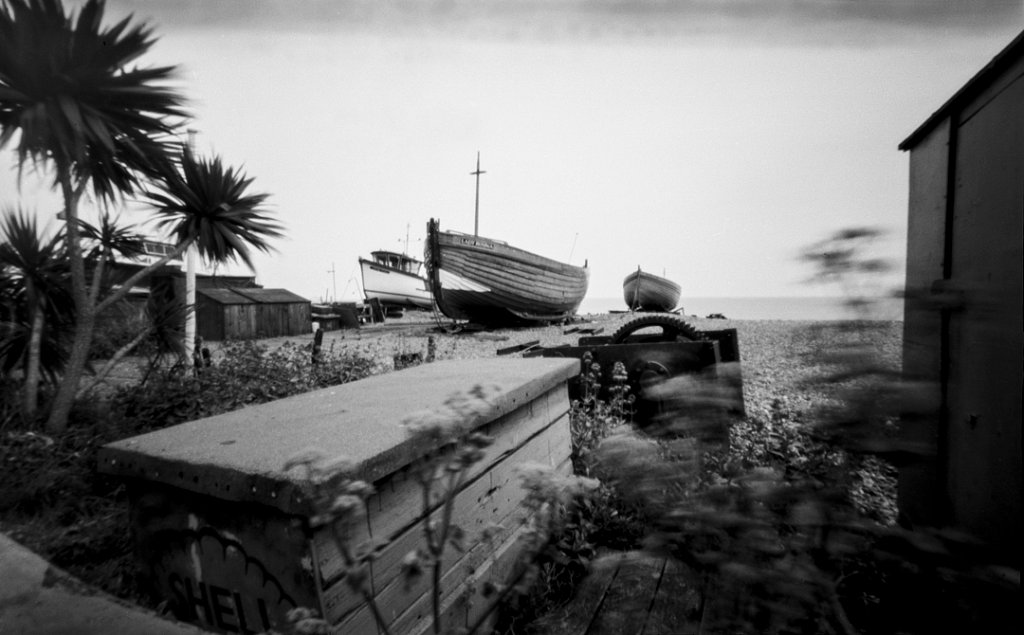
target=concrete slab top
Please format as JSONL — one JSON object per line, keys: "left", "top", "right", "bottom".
{"left": 97, "top": 357, "right": 578, "bottom": 516}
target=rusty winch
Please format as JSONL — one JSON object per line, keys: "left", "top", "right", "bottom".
{"left": 516, "top": 314, "right": 744, "bottom": 426}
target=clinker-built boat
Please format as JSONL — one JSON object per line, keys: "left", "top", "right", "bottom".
{"left": 358, "top": 250, "right": 433, "bottom": 310}
{"left": 425, "top": 218, "right": 589, "bottom": 324}
{"left": 623, "top": 267, "right": 681, "bottom": 312}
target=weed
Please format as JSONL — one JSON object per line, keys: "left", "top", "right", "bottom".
{"left": 568, "top": 353, "right": 632, "bottom": 475}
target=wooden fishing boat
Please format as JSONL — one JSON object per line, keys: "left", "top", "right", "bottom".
{"left": 358, "top": 250, "right": 433, "bottom": 310}
{"left": 425, "top": 218, "right": 589, "bottom": 324}
{"left": 623, "top": 267, "right": 681, "bottom": 312}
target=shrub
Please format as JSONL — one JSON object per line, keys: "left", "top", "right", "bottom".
{"left": 109, "top": 339, "right": 386, "bottom": 433}
{"left": 88, "top": 303, "right": 159, "bottom": 361}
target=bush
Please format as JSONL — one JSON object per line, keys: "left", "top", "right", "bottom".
{"left": 110, "top": 339, "right": 386, "bottom": 433}
{"left": 89, "top": 305, "right": 158, "bottom": 361}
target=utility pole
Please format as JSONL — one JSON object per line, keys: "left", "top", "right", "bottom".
{"left": 471, "top": 152, "right": 486, "bottom": 236}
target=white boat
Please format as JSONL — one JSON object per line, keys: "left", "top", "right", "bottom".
{"left": 358, "top": 250, "right": 433, "bottom": 310}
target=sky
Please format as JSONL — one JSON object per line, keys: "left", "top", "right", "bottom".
{"left": 2, "top": 0, "right": 1022, "bottom": 303}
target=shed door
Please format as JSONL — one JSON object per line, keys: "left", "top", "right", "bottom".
{"left": 945, "top": 67, "right": 1023, "bottom": 557}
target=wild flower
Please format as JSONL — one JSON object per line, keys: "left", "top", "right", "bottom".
{"left": 568, "top": 354, "right": 633, "bottom": 475}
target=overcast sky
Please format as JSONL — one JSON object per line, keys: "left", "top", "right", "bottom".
{"left": 2, "top": 0, "right": 1022, "bottom": 302}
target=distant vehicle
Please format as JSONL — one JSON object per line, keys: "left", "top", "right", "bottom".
{"left": 623, "top": 267, "right": 681, "bottom": 312}
{"left": 358, "top": 250, "right": 433, "bottom": 310}
{"left": 424, "top": 218, "right": 590, "bottom": 325}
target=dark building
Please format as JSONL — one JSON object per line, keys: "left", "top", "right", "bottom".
{"left": 899, "top": 30, "right": 1022, "bottom": 564}
{"left": 196, "top": 287, "right": 311, "bottom": 341}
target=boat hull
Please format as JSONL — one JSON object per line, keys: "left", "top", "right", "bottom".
{"left": 425, "top": 219, "right": 589, "bottom": 324}
{"left": 358, "top": 258, "right": 433, "bottom": 310}
{"left": 622, "top": 270, "right": 681, "bottom": 312}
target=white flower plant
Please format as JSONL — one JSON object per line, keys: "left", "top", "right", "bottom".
{"left": 279, "top": 383, "right": 598, "bottom": 635}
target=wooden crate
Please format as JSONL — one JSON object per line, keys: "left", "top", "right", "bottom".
{"left": 98, "top": 357, "right": 579, "bottom": 634}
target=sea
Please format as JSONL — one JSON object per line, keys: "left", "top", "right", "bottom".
{"left": 577, "top": 296, "right": 904, "bottom": 321}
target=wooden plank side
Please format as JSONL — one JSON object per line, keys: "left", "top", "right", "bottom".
{"left": 310, "top": 511, "right": 374, "bottom": 622}
{"left": 386, "top": 523, "right": 528, "bottom": 635}
{"left": 364, "top": 424, "right": 561, "bottom": 628}
{"left": 545, "top": 413, "right": 572, "bottom": 467}
{"left": 365, "top": 470, "right": 497, "bottom": 627}
{"left": 310, "top": 506, "right": 373, "bottom": 573}
{"left": 314, "top": 397, "right": 539, "bottom": 585}
{"left": 460, "top": 523, "right": 538, "bottom": 634}
{"left": 391, "top": 455, "right": 576, "bottom": 635}
{"left": 330, "top": 603, "right": 379, "bottom": 635}
{"left": 348, "top": 388, "right": 563, "bottom": 571}
{"left": 315, "top": 386, "right": 571, "bottom": 627}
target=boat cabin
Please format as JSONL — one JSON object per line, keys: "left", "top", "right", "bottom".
{"left": 370, "top": 250, "right": 423, "bottom": 275}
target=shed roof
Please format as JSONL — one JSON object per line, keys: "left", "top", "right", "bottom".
{"left": 197, "top": 288, "right": 254, "bottom": 305}
{"left": 233, "top": 288, "right": 310, "bottom": 304}
{"left": 900, "top": 29, "right": 1024, "bottom": 151}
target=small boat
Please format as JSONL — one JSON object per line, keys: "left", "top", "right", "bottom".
{"left": 358, "top": 250, "right": 433, "bottom": 310}
{"left": 623, "top": 267, "right": 681, "bottom": 312}
{"left": 425, "top": 218, "right": 589, "bottom": 324}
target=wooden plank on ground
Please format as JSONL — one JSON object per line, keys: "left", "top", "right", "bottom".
{"left": 527, "top": 553, "right": 623, "bottom": 635}
{"left": 587, "top": 551, "right": 663, "bottom": 635}
{"left": 497, "top": 340, "right": 541, "bottom": 355}
{"left": 642, "top": 557, "right": 704, "bottom": 635}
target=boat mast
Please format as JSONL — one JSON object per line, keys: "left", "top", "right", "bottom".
{"left": 327, "top": 262, "right": 337, "bottom": 301}
{"left": 471, "top": 151, "right": 486, "bottom": 236}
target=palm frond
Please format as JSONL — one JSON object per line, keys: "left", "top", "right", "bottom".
{"left": 146, "top": 148, "right": 284, "bottom": 269}
{"left": 0, "top": 206, "right": 74, "bottom": 381}
{"left": 78, "top": 211, "right": 146, "bottom": 263}
{"left": 0, "top": 0, "right": 189, "bottom": 201}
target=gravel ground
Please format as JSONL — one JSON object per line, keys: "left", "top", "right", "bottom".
{"left": 203, "top": 311, "right": 904, "bottom": 421}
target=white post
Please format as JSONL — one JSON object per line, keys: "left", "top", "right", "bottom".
{"left": 185, "top": 245, "right": 196, "bottom": 361}
{"left": 184, "top": 129, "right": 198, "bottom": 362}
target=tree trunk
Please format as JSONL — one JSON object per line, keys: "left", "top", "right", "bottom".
{"left": 44, "top": 163, "right": 90, "bottom": 433}
{"left": 75, "top": 324, "right": 152, "bottom": 400}
{"left": 22, "top": 306, "right": 44, "bottom": 421}
{"left": 44, "top": 164, "right": 193, "bottom": 432}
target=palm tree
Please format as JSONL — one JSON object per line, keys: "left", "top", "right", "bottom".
{"left": 1, "top": 0, "right": 187, "bottom": 431}
{"left": 0, "top": 208, "right": 73, "bottom": 420}
{"left": 145, "top": 148, "right": 283, "bottom": 273}
{"left": 2, "top": 0, "right": 285, "bottom": 432}
{"left": 87, "top": 144, "right": 283, "bottom": 374}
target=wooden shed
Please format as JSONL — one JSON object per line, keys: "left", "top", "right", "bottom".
{"left": 197, "top": 288, "right": 312, "bottom": 341}
{"left": 898, "top": 30, "right": 1022, "bottom": 564}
